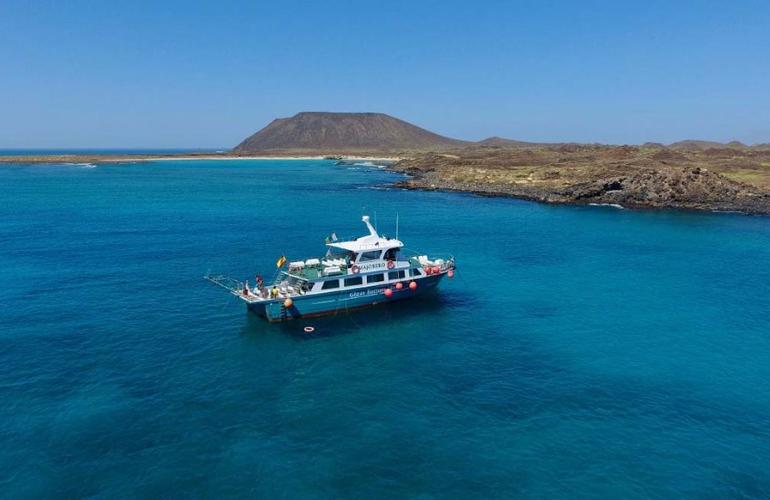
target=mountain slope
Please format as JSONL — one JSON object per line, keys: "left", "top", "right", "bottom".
{"left": 476, "top": 136, "right": 546, "bottom": 147}
{"left": 234, "top": 112, "right": 467, "bottom": 152}
{"left": 476, "top": 136, "right": 572, "bottom": 148}
{"left": 668, "top": 139, "right": 748, "bottom": 150}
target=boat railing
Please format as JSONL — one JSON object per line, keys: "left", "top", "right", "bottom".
{"left": 286, "top": 256, "right": 350, "bottom": 280}
{"left": 204, "top": 273, "right": 244, "bottom": 295}
{"left": 205, "top": 273, "right": 286, "bottom": 301}
{"left": 407, "top": 253, "right": 455, "bottom": 271}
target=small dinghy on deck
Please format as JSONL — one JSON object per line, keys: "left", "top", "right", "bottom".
{"left": 206, "top": 216, "right": 456, "bottom": 322}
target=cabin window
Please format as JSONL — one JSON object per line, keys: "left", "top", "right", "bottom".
{"left": 366, "top": 273, "right": 385, "bottom": 283}
{"left": 344, "top": 276, "right": 363, "bottom": 287}
{"left": 359, "top": 250, "right": 381, "bottom": 262}
{"left": 384, "top": 248, "right": 400, "bottom": 260}
{"left": 388, "top": 270, "right": 405, "bottom": 280}
{"left": 322, "top": 280, "right": 340, "bottom": 290}
{"left": 410, "top": 268, "right": 422, "bottom": 277}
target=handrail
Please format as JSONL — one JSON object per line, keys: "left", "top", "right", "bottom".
{"left": 204, "top": 273, "right": 243, "bottom": 294}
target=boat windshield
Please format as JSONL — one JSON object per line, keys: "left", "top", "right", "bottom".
{"left": 326, "top": 247, "right": 354, "bottom": 260}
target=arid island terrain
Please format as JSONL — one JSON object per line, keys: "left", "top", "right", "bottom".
{"left": 391, "top": 144, "right": 770, "bottom": 215}
{"left": 4, "top": 112, "right": 770, "bottom": 215}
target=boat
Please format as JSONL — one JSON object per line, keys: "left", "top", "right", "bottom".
{"left": 206, "top": 216, "right": 456, "bottom": 322}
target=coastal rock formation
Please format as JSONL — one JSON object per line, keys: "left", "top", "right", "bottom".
{"left": 234, "top": 112, "right": 467, "bottom": 152}
{"left": 562, "top": 167, "right": 770, "bottom": 212}
{"left": 392, "top": 146, "right": 770, "bottom": 215}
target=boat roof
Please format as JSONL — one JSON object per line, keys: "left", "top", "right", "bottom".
{"left": 326, "top": 216, "right": 403, "bottom": 253}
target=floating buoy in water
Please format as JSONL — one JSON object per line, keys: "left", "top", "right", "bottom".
{"left": 384, "top": 288, "right": 393, "bottom": 297}
{"left": 395, "top": 282, "right": 404, "bottom": 290}
{"left": 284, "top": 298, "right": 293, "bottom": 308}
{"left": 303, "top": 326, "right": 315, "bottom": 333}
{"left": 447, "top": 269, "right": 455, "bottom": 278}
{"left": 409, "top": 281, "right": 417, "bottom": 290}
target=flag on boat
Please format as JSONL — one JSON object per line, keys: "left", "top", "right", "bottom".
{"left": 324, "top": 232, "right": 339, "bottom": 244}
{"left": 276, "top": 255, "right": 286, "bottom": 268}
{"left": 331, "top": 232, "right": 338, "bottom": 242}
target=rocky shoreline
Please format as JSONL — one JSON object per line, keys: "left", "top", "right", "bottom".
{"left": 389, "top": 146, "right": 770, "bottom": 216}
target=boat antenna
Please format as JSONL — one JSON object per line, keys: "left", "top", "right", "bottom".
{"left": 396, "top": 213, "right": 399, "bottom": 240}
{"left": 374, "top": 211, "right": 378, "bottom": 232}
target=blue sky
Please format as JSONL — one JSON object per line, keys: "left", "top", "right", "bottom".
{"left": 1, "top": 0, "right": 769, "bottom": 147}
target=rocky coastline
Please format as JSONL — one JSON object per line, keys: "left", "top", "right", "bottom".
{"left": 389, "top": 146, "right": 770, "bottom": 216}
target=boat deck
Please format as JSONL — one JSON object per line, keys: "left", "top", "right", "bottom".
{"left": 285, "top": 261, "right": 349, "bottom": 281}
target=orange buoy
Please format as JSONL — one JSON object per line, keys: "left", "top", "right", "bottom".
{"left": 409, "top": 281, "right": 417, "bottom": 290}
{"left": 384, "top": 288, "right": 393, "bottom": 297}
{"left": 433, "top": 266, "right": 441, "bottom": 274}
{"left": 395, "top": 282, "right": 404, "bottom": 290}
{"left": 447, "top": 269, "right": 455, "bottom": 278}
{"left": 284, "top": 298, "right": 293, "bottom": 308}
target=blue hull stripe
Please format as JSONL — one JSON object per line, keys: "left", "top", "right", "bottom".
{"left": 248, "top": 274, "right": 446, "bottom": 321}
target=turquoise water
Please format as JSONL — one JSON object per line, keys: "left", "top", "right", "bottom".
{"left": 0, "top": 148, "right": 225, "bottom": 156}
{"left": 2, "top": 159, "right": 770, "bottom": 498}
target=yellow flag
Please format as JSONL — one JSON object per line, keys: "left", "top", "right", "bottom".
{"left": 276, "top": 255, "right": 286, "bottom": 268}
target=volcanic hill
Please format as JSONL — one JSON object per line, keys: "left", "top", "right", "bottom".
{"left": 233, "top": 112, "right": 468, "bottom": 153}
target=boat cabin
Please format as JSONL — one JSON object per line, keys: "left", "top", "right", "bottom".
{"left": 325, "top": 215, "right": 403, "bottom": 263}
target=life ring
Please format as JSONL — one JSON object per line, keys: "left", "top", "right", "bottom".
{"left": 351, "top": 265, "right": 360, "bottom": 274}
{"left": 303, "top": 326, "right": 315, "bottom": 333}
{"left": 387, "top": 260, "right": 395, "bottom": 270}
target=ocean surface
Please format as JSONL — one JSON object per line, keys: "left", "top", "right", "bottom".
{"left": 2, "top": 159, "right": 770, "bottom": 498}
{"left": 0, "top": 148, "right": 225, "bottom": 156}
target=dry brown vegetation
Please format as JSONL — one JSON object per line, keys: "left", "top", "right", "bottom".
{"left": 393, "top": 145, "right": 770, "bottom": 214}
